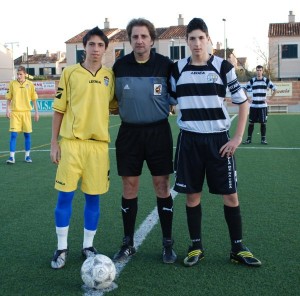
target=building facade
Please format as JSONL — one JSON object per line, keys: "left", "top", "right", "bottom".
{"left": 0, "top": 44, "right": 13, "bottom": 81}
{"left": 6, "top": 13, "right": 300, "bottom": 82}
{"left": 65, "top": 15, "right": 217, "bottom": 68}
{"left": 269, "top": 11, "right": 300, "bottom": 80}
{"left": 14, "top": 50, "right": 66, "bottom": 78}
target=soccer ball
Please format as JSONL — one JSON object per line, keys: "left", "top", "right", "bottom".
{"left": 81, "top": 254, "right": 116, "bottom": 290}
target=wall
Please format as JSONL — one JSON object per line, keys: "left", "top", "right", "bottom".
{"left": 226, "top": 81, "right": 300, "bottom": 113}
{"left": 0, "top": 80, "right": 58, "bottom": 114}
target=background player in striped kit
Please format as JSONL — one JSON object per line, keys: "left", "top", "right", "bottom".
{"left": 243, "top": 65, "right": 277, "bottom": 144}
{"left": 50, "top": 27, "right": 117, "bottom": 269}
{"left": 170, "top": 18, "right": 261, "bottom": 267}
{"left": 5, "top": 66, "right": 39, "bottom": 164}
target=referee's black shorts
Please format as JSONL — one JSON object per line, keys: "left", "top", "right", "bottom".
{"left": 115, "top": 119, "right": 174, "bottom": 176}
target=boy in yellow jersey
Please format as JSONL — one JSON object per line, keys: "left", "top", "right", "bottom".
{"left": 50, "top": 26, "right": 118, "bottom": 269}
{"left": 5, "top": 66, "right": 39, "bottom": 164}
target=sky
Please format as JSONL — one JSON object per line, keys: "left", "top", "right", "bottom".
{"left": 1, "top": 0, "right": 299, "bottom": 70}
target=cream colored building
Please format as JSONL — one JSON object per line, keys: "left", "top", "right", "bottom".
{"left": 14, "top": 50, "right": 66, "bottom": 78}
{"left": 65, "top": 15, "right": 214, "bottom": 68}
{"left": 269, "top": 11, "right": 300, "bottom": 80}
{"left": 0, "top": 43, "right": 13, "bottom": 81}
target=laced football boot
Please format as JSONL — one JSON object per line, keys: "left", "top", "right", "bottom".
{"left": 51, "top": 249, "right": 68, "bottom": 269}
{"left": 183, "top": 246, "right": 204, "bottom": 267}
{"left": 113, "top": 236, "right": 136, "bottom": 262}
{"left": 82, "top": 246, "right": 98, "bottom": 259}
{"left": 162, "top": 238, "right": 177, "bottom": 264}
{"left": 261, "top": 139, "right": 268, "bottom": 145}
{"left": 230, "top": 247, "right": 261, "bottom": 267}
{"left": 6, "top": 157, "right": 15, "bottom": 164}
{"left": 242, "top": 138, "right": 252, "bottom": 144}
{"left": 25, "top": 156, "right": 32, "bottom": 163}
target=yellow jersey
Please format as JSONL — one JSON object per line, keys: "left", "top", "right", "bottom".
{"left": 5, "top": 79, "right": 38, "bottom": 111}
{"left": 53, "top": 64, "right": 117, "bottom": 142}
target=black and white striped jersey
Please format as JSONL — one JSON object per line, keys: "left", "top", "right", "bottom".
{"left": 246, "top": 76, "right": 277, "bottom": 108}
{"left": 170, "top": 55, "right": 247, "bottom": 134}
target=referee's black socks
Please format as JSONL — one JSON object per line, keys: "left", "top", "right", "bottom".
{"left": 121, "top": 196, "right": 138, "bottom": 246}
{"left": 157, "top": 195, "right": 173, "bottom": 239}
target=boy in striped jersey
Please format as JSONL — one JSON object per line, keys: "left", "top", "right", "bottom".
{"left": 170, "top": 18, "right": 261, "bottom": 267}
{"left": 243, "top": 65, "right": 277, "bottom": 144}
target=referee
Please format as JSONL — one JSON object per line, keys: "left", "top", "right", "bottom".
{"left": 112, "top": 18, "right": 176, "bottom": 264}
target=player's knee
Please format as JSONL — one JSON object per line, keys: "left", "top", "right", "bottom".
{"left": 223, "top": 193, "right": 239, "bottom": 207}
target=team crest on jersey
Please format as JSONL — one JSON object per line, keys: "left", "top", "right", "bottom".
{"left": 104, "top": 76, "right": 109, "bottom": 86}
{"left": 154, "top": 84, "right": 162, "bottom": 95}
{"left": 207, "top": 73, "right": 219, "bottom": 83}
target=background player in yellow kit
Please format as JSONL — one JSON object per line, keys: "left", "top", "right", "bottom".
{"left": 50, "top": 26, "right": 117, "bottom": 269}
{"left": 5, "top": 66, "right": 39, "bottom": 164}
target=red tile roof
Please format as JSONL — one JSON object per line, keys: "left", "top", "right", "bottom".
{"left": 268, "top": 22, "right": 300, "bottom": 37}
{"left": 65, "top": 26, "right": 187, "bottom": 44}
{"left": 66, "top": 28, "right": 121, "bottom": 43}
{"left": 158, "top": 26, "right": 186, "bottom": 39}
{"left": 14, "top": 53, "right": 61, "bottom": 65}
{"left": 109, "top": 30, "right": 128, "bottom": 42}
{"left": 213, "top": 48, "right": 233, "bottom": 59}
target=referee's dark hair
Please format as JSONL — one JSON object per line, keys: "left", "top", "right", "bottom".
{"left": 126, "top": 18, "right": 156, "bottom": 46}
{"left": 186, "top": 18, "right": 209, "bottom": 38}
{"left": 83, "top": 26, "right": 109, "bottom": 49}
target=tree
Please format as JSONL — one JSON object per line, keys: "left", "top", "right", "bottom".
{"left": 252, "top": 39, "right": 278, "bottom": 80}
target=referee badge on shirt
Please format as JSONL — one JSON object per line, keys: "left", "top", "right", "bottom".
{"left": 104, "top": 76, "right": 109, "bottom": 86}
{"left": 154, "top": 84, "right": 162, "bottom": 95}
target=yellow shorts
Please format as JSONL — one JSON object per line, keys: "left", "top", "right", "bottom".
{"left": 9, "top": 111, "right": 32, "bottom": 133}
{"left": 55, "top": 138, "right": 110, "bottom": 194}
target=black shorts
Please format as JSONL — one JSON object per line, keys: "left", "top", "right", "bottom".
{"left": 116, "top": 119, "right": 173, "bottom": 176}
{"left": 174, "top": 130, "right": 237, "bottom": 195}
{"left": 249, "top": 107, "right": 268, "bottom": 123}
